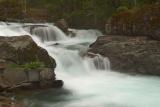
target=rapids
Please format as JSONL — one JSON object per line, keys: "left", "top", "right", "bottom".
{"left": 0, "top": 22, "right": 160, "bottom": 107}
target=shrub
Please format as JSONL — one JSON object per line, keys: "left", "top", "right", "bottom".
{"left": 117, "top": 6, "right": 129, "bottom": 12}
{"left": 22, "top": 61, "right": 44, "bottom": 70}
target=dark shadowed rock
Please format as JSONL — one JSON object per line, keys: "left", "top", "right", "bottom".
{"left": 89, "top": 35, "right": 160, "bottom": 75}
{"left": 52, "top": 80, "right": 64, "bottom": 88}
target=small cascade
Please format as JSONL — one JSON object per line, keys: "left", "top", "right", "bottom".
{"left": 92, "top": 54, "right": 110, "bottom": 70}
{"left": 25, "top": 23, "right": 110, "bottom": 75}
{"left": 31, "top": 24, "right": 68, "bottom": 42}
{"left": 84, "top": 52, "right": 110, "bottom": 71}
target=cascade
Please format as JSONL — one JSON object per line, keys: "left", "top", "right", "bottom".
{"left": 0, "top": 22, "right": 160, "bottom": 107}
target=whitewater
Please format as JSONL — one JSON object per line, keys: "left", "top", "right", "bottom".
{"left": 0, "top": 22, "right": 160, "bottom": 107}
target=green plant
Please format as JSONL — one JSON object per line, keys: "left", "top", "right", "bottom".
{"left": 10, "top": 63, "right": 20, "bottom": 68}
{"left": 22, "top": 61, "right": 44, "bottom": 70}
{"left": 10, "top": 61, "right": 44, "bottom": 70}
{"left": 117, "top": 6, "right": 129, "bottom": 12}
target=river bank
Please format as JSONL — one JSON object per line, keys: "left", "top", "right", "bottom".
{"left": 88, "top": 3, "right": 160, "bottom": 75}
{"left": 89, "top": 35, "right": 160, "bottom": 75}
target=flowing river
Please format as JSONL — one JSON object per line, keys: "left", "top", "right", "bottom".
{"left": 0, "top": 22, "right": 160, "bottom": 107}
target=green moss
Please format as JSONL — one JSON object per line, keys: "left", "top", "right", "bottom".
{"left": 10, "top": 61, "right": 44, "bottom": 70}
{"left": 117, "top": 6, "right": 129, "bottom": 12}
{"left": 10, "top": 63, "right": 20, "bottom": 68}
{"left": 22, "top": 61, "right": 44, "bottom": 70}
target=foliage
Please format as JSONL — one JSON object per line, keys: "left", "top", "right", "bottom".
{"left": 26, "top": 0, "right": 160, "bottom": 29}
{"left": 0, "top": 0, "right": 159, "bottom": 29}
{"left": 117, "top": 6, "right": 129, "bottom": 12}
{"left": 107, "top": 3, "right": 160, "bottom": 37}
{"left": 10, "top": 63, "right": 21, "bottom": 68}
{"left": 22, "top": 61, "right": 44, "bottom": 70}
{"left": 0, "top": 0, "right": 24, "bottom": 20}
{"left": 10, "top": 61, "right": 44, "bottom": 70}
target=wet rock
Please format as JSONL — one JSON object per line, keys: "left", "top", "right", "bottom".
{"left": 89, "top": 35, "right": 160, "bottom": 75}
{"left": 55, "top": 19, "right": 69, "bottom": 35}
{"left": 52, "top": 80, "right": 63, "bottom": 88}
{"left": 86, "top": 52, "right": 97, "bottom": 58}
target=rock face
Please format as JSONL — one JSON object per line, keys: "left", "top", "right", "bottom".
{"left": 89, "top": 35, "right": 160, "bottom": 75}
{"left": 0, "top": 35, "right": 63, "bottom": 91}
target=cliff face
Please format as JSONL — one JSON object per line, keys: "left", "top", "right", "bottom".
{"left": 105, "top": 4, "right": 160, "bottom": 40}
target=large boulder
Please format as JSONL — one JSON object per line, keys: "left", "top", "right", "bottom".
{"left": 0, "top": 35, "right": 63, "bottom": 91}
{"left": 0, "top": 35, "right": 56, "bottom": 68}
{"left": 89, "top": 35, "right": 160, "bottom": 75}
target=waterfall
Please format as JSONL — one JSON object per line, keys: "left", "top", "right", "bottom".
{"left": 1, "top": 22, "right": 160, "bottom": 107}
{"left": 31, "top": 24, "right": 68, "bottom": 42}
{"left": 25, "top": 23, "right": 110, "bottom": 75}
{"left": 0, "top": 22, "right": 110, "bottom": 73}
